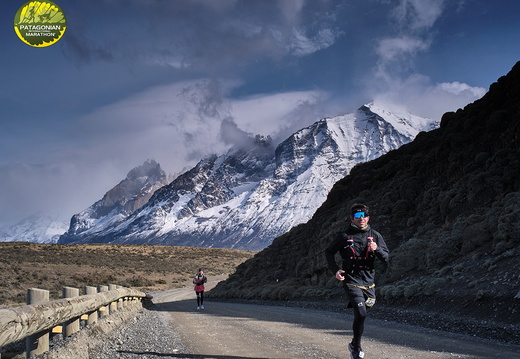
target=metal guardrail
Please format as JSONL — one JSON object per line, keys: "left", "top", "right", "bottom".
{"left": 0, "top": 285, "right": 147, "bottom": 358}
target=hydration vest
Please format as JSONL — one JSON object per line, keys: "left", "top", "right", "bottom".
{"left": 342, "top": 229, "right": 376, "bottom": 271}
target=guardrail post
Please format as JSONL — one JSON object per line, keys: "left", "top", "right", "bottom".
{"left": 84, "top": 286, "right": 98, "bottom": 325}
{"left": 62, "top": 287, "right": 80, "bottom": 338}
{"left": 116, "top": 285, "right": 124, "bottom": 310}
{"left": 26, "top": 288, "right": 50, "bottom": 358}
{"left": 98, "top": 285, "right": 109, "bottom": 318}
{"left": 108, "top": 284, "right": 118, "bottom": 314}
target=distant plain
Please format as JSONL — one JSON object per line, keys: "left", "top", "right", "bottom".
{"left": 0, "top": 242, "right": 254, "bottom": 308}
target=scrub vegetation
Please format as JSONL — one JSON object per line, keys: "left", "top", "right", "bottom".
{"left": 0, "top": 242, "right": 254, "bottom": 308}
{"left": 210, "top": 62, "right": 520, "bottom": 329}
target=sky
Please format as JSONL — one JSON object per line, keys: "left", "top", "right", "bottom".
{"left": 1, "top": 0, "right": 519, "bottom": 227}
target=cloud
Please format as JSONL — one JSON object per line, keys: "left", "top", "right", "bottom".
{"left": 77, "top": 81, "right": 326, "bottom": 168}
{"left": 219, "top": 117, "right": 254, "bottom": 149}
{"left": 73, "top": 80, "right": 231, "bottom": 167}
{"left": 375, "top": 0, "right": 446, "bottom": 79}
{"left": 230, "top": 90, "right": 326, "bottom": 137}
{"left": 0, "top": 161, "right": 123, "bottom": 225}
{"left": 287, "top": 27, "right": 339, "bottom": 56}
{"left": 63, "top": 0, "right": 343, "bottom": 69}
{"left": 375, "top": 36, "right": 430, "bottom": 72}
{"left": 368, "top": 0, "right": 484, "bottom": 119}
{"left": 373, "top": 74, "right": 486, "bottom": 120}
{"left": 61, "top": 26, "right": 114, "bottom": 66}
{"left": 2, "top": 0, "right": 500, "bottom": 228}
{"left": 436, "top": 81, "right": 486, "bottom": 97}
{"left": 391, "top": 0, "right": 445, "bottom": 31}
{"left": 0, "top": 76, "right": 330, "bottom": 226}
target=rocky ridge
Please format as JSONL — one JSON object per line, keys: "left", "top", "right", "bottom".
{"left": 209, "top": 62, "right": 520, "bottom": 329}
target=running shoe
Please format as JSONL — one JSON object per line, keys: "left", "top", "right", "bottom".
{"left": 348, "top": 342, "right": 365, "bottom": 359}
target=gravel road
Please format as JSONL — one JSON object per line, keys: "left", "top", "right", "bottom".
{"left": 40, "top": 277, "right": 519, "bottom": 359}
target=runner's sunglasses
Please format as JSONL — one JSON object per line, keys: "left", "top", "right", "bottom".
{"left": 353, "top": 212, "right": 367, "bottom": 218}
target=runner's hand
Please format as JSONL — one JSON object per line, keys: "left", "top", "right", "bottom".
{"left": 336, "top": 269, "right": 345, "bottom": 281}
{"left": 368, "top": 237, "right": 377, "bottom": 251}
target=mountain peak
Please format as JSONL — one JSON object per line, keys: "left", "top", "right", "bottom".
{"left": 59, "top": 160, "right": 169, "bottom": 240}
{"left": 0, "top": 215, "right": 68, "bottom": 243}
{"left": 254, "top": 134, "right": 272, "bottom": 147}
{"left": 126, "top": 159, "right": 163, "bottom": 180}
{"left": 362, "top": 102, "right": 438, "bottom": 135}
{"left": 59, "top": 105, "right": 436, "bottom": 249}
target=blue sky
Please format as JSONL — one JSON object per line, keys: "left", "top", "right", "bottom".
{"left": 1, "top": 0, "right": 519, "bottom": 226}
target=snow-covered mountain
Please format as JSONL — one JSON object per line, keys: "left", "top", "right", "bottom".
{"left": 60, "top": 159, "right": 170, "bottom": 241}
{"left": 0, "top": 215, "right": 69, "bottom": 243}
{"left": 59, "top": 104, "right": 438, "bottom": 250}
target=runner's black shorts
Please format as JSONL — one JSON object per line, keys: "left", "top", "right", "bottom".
{"left": 343, "top": 284, "right": 376, "bottom": 308}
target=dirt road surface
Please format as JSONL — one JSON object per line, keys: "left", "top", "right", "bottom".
{"left": 150, "top": 277, "right": 519, "bottom": 359}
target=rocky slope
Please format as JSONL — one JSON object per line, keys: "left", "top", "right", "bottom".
{"left": 209, "top": 62, "right": 520, "bottom": 328}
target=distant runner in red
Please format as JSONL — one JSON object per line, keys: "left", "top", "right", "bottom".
{"left": 325, "top": 203, "right": 390, "bottom": 359}
{"left": 193, "top": 268, "right": 207, "bottom": 310}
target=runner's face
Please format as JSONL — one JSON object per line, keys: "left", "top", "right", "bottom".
{"left": 351, "top": 215, "right": 369, "bottom": 227}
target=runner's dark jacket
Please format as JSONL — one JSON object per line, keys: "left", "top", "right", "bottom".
{"left": 325, "top": 223, "right": 389, "bottom": 287}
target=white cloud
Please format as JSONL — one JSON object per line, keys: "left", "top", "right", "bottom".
{"left": 373, "top": 74, "right": 486, "bottom": 120}
{"left": 231, "top": 90, "right": 325, "bottom": 136}
{"left": 376, "top": 36, "right": 430, "bottom": 63}
{"left": 437, "top": 81, "right": 486, "bottom": 97}
{"left": 0, "top": 79, "right": 328, "bottom": 226}
{"left": 288, "top": 27, "right": 338, "bottom": 56}
{"left": 391, "top": 0, "right": 445, "bottom": 31}
{"left": 374, "top": 0, "right": 446, "bottom": 81}
{"left": 369, "top": 0, "right": 486, "bottom": 119}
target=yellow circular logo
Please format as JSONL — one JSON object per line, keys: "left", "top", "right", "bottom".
{"left": 14, "top": 1, "right": 67, "bottom": 47}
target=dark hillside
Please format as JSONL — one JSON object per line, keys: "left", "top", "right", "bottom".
{"left": 210, "top": 62, "right": 520, "bottom": 332}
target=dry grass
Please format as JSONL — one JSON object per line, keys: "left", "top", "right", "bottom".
{"left": 0, "top": 242, "right": 254, "bottom": 308}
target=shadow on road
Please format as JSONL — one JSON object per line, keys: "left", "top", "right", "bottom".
{"left": 147, "top": 295, "right": 520, "bottom": 359}
{"left": 150, "top": 297, "right": 352, "bottom": 334}
{"left": 117, "top": 350, "right": 273, "bottom": 359}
